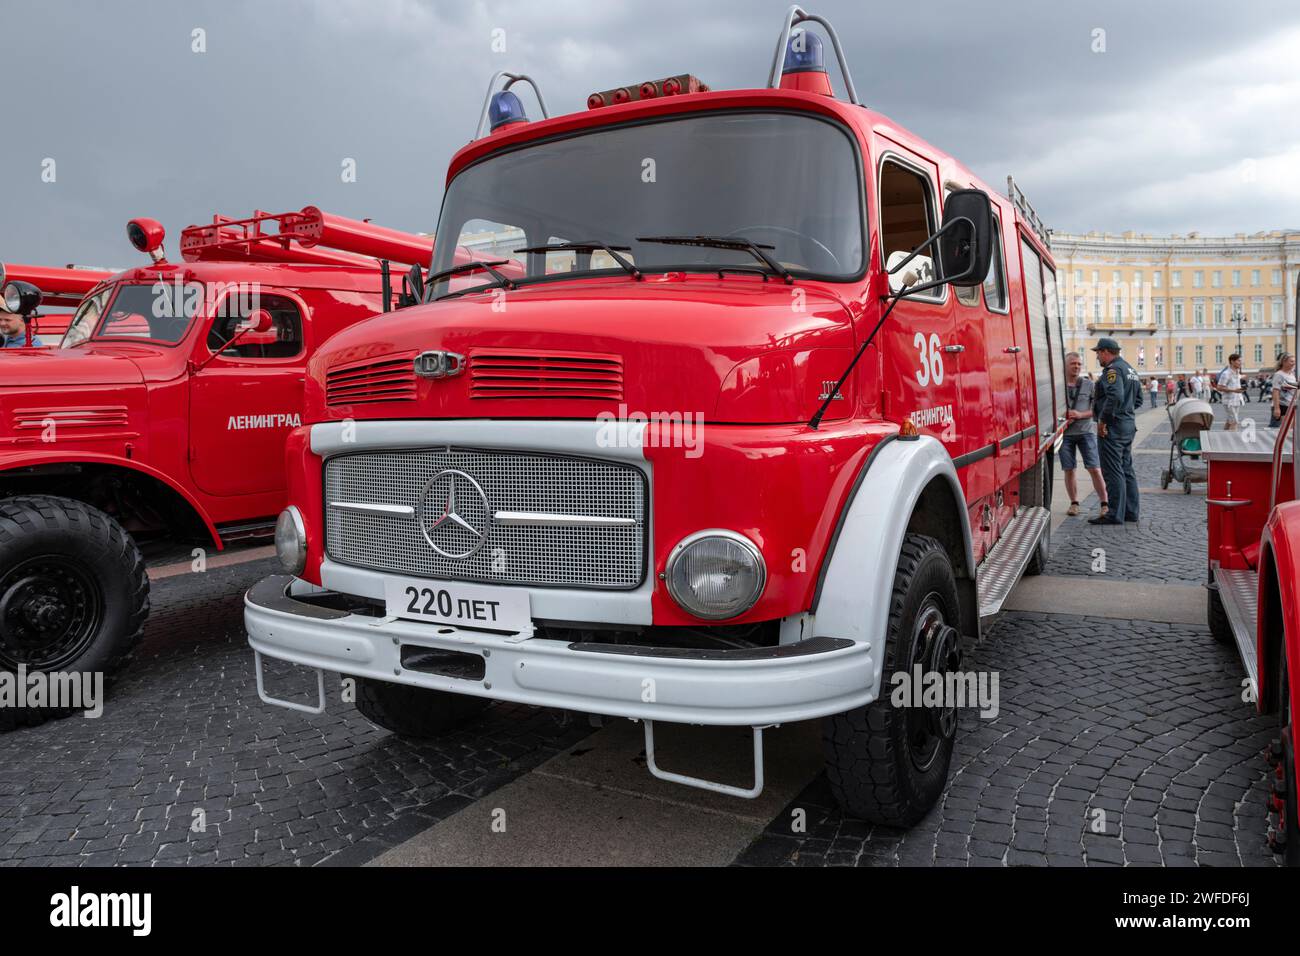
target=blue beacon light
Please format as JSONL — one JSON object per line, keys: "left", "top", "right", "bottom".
{"left": 488, "top": 90, "right": 530, "bottom": 131}
{"left": 783, "top": 30, "right": 825, "bottom": 74}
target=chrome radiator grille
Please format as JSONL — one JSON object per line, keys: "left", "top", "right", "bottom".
{"left": 324, "top": 448, "right": 646, "bottom": 589}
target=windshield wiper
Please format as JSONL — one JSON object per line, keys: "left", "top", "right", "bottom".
{"left": 513, "top": 241, "right": 643, "bottom": 280}
{"left": 425, "top": 259, "right": 517, "bottom": 302}
{"left": 636, "top": 235, "right": 793, "bottom": 284}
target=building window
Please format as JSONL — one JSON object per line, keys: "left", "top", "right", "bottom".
{"left": 1274, "top": 300, "right": 1283, "bottom": 325}
{"left": 1093, "top": 299, "right": 1102, "bottom": 321}
{"left": 1194, "top": 302, "right": 1205, "bottom": 327}
{"left": 1134, "top": 270, "right": 1143, "bottom": 286}
{"left": 1273, "top": 270, "right": 1283, "bottom": 286}
{"left": 1113, "top": 300, "right": 1123, "bottom": 323}
{"left": 1074, "top": 269, "right": 1083, "bottom": 284}
{"left": 1111, "top": 270, "right": 1121, "bottom": 286}
{"left": 1255, "top": 343, "right": 1264, "bottom": 364}
{"left": 1231, "top": 270, "right": 1241, "bottom": 287}
{"left": 1173, "top": 301, "right": 1184, "bottom": 327}
{"left": 1213, "top": 302, "right": 1224, "bottom": 326}
{"left": 1091, "top": 270, "right": 1099, "bottom": 285}
{"left": 1252, "top": 302, "right": 1263, "bottom": 326}
{"left": 1075, "top": 298, "right": 1085, "bottom": 326}
{"left": 1153, "top": 272, "right": 1162, "bottom": 288}
{"left": 1212, "top": 270, "right": 1222, "bottom": 288}
{"left": 1215, "top": 345, "right": 1224, "bottom": 365}
{"left": 1136, "top": 300, "right": 1145, "bottom": 323}
{"left": 1176, "top": 345, "right": 1184, "bottom": 367}
{"left": 1194, "top": 270, "right": 1204, "bottom": 288}
{"left": 1154, "top": 301, "right": 1164, "bottom": 326}
{"left": 1172, "top": 270, "right": 1182, "bottom": 287}
{"left": 1195, "top": 345, "right": 1204, "bottom": 365}
{"left": 1252, "top": 269, "right": 1261, "bottom": 286}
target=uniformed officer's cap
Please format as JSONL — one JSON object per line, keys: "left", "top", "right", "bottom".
{"left": 1090, "top": 337, "right": 1120, "bottom": 352}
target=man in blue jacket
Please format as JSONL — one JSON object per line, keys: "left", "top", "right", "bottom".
{"left": 0, "top": 300, "right": 44, "bottom": 348}
{"left": 1088, "top": 337, "right": 1140, "bottom": 526}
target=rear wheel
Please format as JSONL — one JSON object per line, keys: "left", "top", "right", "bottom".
{"left": 1269, "top": 658, "right": 1299, "bottom": 866}
{"left": 354, "top": 678, "right": 489, "bottom": 738}
{"left": 823, "top": 533, "right": 961, "bottom": 826}
{"left": 1207, "top": 585, "right": 1234, "bottom": 646}
{"left": 0, "top": 496, "right": 149, "bottom": 730}
{"left": 1025, "top": 452, "right": 1052, "bottom": 576}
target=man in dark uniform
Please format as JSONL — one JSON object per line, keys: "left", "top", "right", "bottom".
{"left": 1088, "top": 337, "right": 1140, "bottom": 526}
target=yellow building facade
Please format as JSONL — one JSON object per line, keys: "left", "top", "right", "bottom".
{"left": 1052, "top": 230, "right": 1300, "bottom": 379}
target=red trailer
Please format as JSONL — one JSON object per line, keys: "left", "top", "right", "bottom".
{"left": 246, "top": 8, "right": 1069, "bottom": 825}
{"left": 0, "top": 207, "right": 441, "bottom": 724}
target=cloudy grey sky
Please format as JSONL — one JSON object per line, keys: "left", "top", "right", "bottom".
{"left": 3, "top": 0, "right": 1298, "bottom": 269}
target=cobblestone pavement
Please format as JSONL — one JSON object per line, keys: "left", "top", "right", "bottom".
{"left": 738, "top": 403, "right": 1282, "bottom": 867}
{"left": 0, "top": 402, "right": 1283, "bottom": 867}
{"left": 0, "top": 559, "right": 592, "bottom": 866}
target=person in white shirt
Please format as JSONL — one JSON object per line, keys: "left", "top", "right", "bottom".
{"left": 1217, "top": 354, "right": 1246, "bottom": 429}
{"left": 1271, "top": 353, "right": 1297, "bottom": 428}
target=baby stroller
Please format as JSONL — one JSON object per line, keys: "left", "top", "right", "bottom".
{"left": 1160, "top": 398, "right": 1214, "bottom": 494}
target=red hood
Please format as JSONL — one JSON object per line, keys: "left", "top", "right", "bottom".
{"left": 308, "top": 274, "right": 862, "bottom": 424}
{"left": 0, "top": 346, "right": 145, "bottom": 387}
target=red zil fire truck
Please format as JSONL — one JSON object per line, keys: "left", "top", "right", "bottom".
{"left": 1202, "top": 292, "right": 1300, "bottom": 864}
{"left": 246, "top": 7, "right": 1068, "bottom": 824}
{"left": 0, "top": 207, "right": 436, "bottom": 723}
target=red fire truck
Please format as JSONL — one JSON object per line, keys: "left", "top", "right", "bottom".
{"left": 0, "top": 207, "right": 436, "bottom": 724}
{"left": 1202, "top": 299, "right": 1300, "bottom": 864}
{"left": 246, "top": 7, "right": 1068, "bottom": 824}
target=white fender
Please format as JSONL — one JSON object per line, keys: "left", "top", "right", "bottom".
{"left": 810, "top": 435, "right": 975, "bottom": 700}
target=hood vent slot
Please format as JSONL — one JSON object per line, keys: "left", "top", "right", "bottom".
{"left": 12, "top": 406, "right": 129, "bottom": 431}
{"left": 469, "top": 348, "right": 623, "bottom": 400}
{"left": 326, "top": 355, "right": 418, "bottom": 407}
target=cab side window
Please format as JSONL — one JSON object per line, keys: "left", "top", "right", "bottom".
{"left": 207, "top": 293, "right": 304, "bottom": 360}
{"left": 879, "top": 159, "right": 940, "bottom": 298}
{"left": 982, "top": 211, "right": 1009, "bottom": 313}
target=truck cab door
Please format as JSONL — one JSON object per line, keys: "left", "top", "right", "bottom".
{"left": 188, "top": 291, "right": 308, "bottom": 498}
{"left": 874, "top": 147, "right": 964, "bottom": 473}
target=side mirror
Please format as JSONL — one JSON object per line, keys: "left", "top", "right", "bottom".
{"left": 938, "top": 189, "right": 993, "bottom": 287}
{"left": 235, "top": 308, "right": 278, "bottom": 346}
{"left": 885, "top": 251, "right": 935, "bottom": 294}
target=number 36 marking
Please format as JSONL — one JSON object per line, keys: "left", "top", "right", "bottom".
{"left": 914, "top": 331, "right": 944, "bottom": 386}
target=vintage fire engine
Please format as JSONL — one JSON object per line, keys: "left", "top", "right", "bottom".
{"left": 1202, "top": 292, "right": 1300, "bottom": 864}
{"left": 0, "top": 207, "right": 436, "bottom": 724}
{"left": 246, "top": 7, "right": 1068, "bottom": 824}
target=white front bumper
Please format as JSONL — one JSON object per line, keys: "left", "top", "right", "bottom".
{"left": 245, "top": 576, "right": 875, "bottom": 726}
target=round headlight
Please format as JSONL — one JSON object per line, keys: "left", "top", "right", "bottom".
{"left": 664, "top": 530, "right": 766, "bottom": 620}
{"left": 275, "top": 506, "right": 307, "bottom": 575}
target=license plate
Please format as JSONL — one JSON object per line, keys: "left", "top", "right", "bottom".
{"left": 384, "top": 577, "right": 531, "bottom": 633}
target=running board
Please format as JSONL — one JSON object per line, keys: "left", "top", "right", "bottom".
{"left": 1214, "top": 566, "right": 1260, "bottom": 698}
{"left": 976, "top": 506, "right": 1050, "bottom": 619}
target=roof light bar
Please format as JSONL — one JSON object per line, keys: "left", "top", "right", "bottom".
{"left": 765, "top": 5, "right": 859, "bottom": 105}
{"left": 587, "top": 74, "right": 710, "bottom": 110}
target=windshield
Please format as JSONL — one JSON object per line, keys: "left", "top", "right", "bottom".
{"left": 61, "top": 282, "right": 195, "bottom": 348}
{"left": 429, "top": 111, "right": 865, "bottom": 296}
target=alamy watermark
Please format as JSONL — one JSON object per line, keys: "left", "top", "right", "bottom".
{"left": 595, "top": 403, "right": 705, "bottom": 458}
{"left": 0, "top": 665, "right": 103, "bottom": 718}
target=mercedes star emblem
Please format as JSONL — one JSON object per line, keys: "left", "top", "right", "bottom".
{"left": 418, "top": 469, "right": 491, "bottom": 559}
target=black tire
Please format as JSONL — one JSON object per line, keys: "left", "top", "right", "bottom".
{"left": 1273, "top": 658, "right": 1299, "bottom": 866}
{"left": 1160, "top": 470, "right": 1171, "bottom": 490}
{"left": 1207, "top": 586, "right": 1233, "bottom": 646}
{"left": 823, "top": 533, "right": 961, "bottom": 826}
{"left": 354, "top": 678, "right": 489, "bottom": 738}
{"left": 0, "top": 496, "right": 149, "bottom": 730}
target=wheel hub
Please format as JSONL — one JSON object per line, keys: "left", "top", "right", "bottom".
{"left": 906, "top": 598, "right": 961, "bottom": 771}
{"left": 0, "top": 558, "right": 103, "bottom": 670}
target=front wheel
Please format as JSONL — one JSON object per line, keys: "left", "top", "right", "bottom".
{"left": 1207, "top": 586, "right": 1233, "bottom": 646}
{"left": 0, "top": 496, "right": 149, "bottom": 730}
{"left": 822, "top": 533, "right": 961, "bottom": 826}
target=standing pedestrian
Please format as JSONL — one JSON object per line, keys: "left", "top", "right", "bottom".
{"left": 1271, "top": 353, "right": 1297, "bottom": 428}
{"left": 1165, "top": 376, "right": 1176, "bottom": 405}
{"left": 1148, "top": 377, "right": 1159, "bottom": 409}
{"left": 1088, "top": 338, "right": 1140, "bottom": 526}
{"left": 1217, "top": 354, "right": 1247, "bottom": 430}
{"left": 1060, "top": 352, "right": 1109, "bottom": 518}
